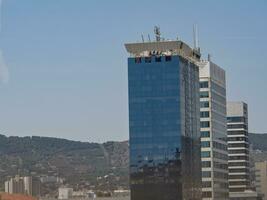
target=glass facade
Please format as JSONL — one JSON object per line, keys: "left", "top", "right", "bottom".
{"left": 128, "top": 55, "right": 201, "bottom": 200}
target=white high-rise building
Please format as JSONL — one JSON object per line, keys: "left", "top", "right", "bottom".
{"left": 227, "top": 102, "right": 251, "bottom": 198}
{"left": 199, "top": 60, "right": 229, "bottom": 200}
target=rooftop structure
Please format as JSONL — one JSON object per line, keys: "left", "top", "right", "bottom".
{"left": 125, "top": 40, "right": 201, "bottom": 62}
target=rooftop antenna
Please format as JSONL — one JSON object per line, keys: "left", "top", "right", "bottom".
{"left": 148, "top": 34, "right": 151, "bottom": 42}
{"left": 154, "top": 26, "right": 161, "bottom": 41}
{"left": 141, "top": 34, "right": 145, "bottom": 43}
{"left": 193, "top": 24, "right": 199, "bottom": 50}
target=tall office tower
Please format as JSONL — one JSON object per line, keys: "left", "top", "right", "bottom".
{"left": 198, "top": 60, "right": 229, "bottom": 200}
{"left": 125, "top": 33, "right": 202, "bottom": 200}
{"left": 255, "top": 161, "right": 267, "bottom": 200}
{"left": 227, "top": 102, "right": 250, "bottom": 197}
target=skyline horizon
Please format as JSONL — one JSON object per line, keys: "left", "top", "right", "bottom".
{"left": 0, "top": 130, "right": 266, "bottom": 144}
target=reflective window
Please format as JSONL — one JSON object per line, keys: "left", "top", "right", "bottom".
{"left": 213, "top": 151, "right": 228, "bottom": 160}
{"left": 228, "top": 130, "right": 247, "bottom": 136}
{"left": 200, "top": 111, "right": 209, "bottom": 118}
{"left": 165, "top": 55, "right": 172, "bottom": 62}
{"left": 202, "top": 181, "right": 212, "bottom": 188}
{"left": 201, "top": 151, "right": 211, "bottom": 158}
{"left": 228, "top": 137, "right": 248, "bottom": 142}
{"left": 155, "top": 56, "right": 161, "bottom": 62}
{"left": 202, "top": 161, "right": 211, "bottom": 167}
{"left": 145, "top": 57, "right": 152, "bottom": 63}
{"left": 229, "top": 162, "right": 249, "bottom": 167}
{"left": 230, "top": 188, "right": 246, "bottom": 192}
{"left": 227, "top": 117, "right": 246, "bottom": 123}
{"left": 229, "top": 155, "right": 249, "bottom": 160}
{"left": 214, "top": 171, "right": 228, "bottom": 179}
{"left": 228, "top": 143, "right": 249, "bottom": 148}
{"left": 213, "top": 162, "right": 228, "bottom": 170}
{"left": 202, "top": 191, "right": 212, "bottom": 198}
{"left": 135, "top": 57, "right": 141, "bottom": 63}
{"left": 229, "top": 149, "right": 249, "bottom": 154}
{"left": 229, "top": 168, "right": 249, "bottom": 173}
{"left": 201, "top": 141, "right": 210, "bottom": 148}
{"left": 229, "top": 175, "right": 249, "bottom": 179}
{"left": 202, "top": 171, "right": 211, "bottom": 177}
{"left": 201, "top": 131, "right": 210, "bottom": 138}
{"left": 201, "top": 121, "right": 210, "bottom": 128}
{"left": 227, "top": 124, "right": 247, "bottom": 129}
{"left": 200, "top": 81, "right": 209, "bottom": 88}
{"left": 200, "top": 91, "right": 209, "bottom": 98}
{"left": 200, "top": 101, "right": 209, "bottom": 108}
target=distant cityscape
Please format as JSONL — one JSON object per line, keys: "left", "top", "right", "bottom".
{"left": 0, "top": 27, "right": 267, "bottom": 200}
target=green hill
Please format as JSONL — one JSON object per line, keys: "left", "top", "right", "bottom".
{"left": 249, "top": 133, "right": 267, "bottom": 151}
{"left": 0, "top": 132, "right": 267, "bottom": 194}
{"left": 0, "top": 135, "right": 129, "bottom": 192}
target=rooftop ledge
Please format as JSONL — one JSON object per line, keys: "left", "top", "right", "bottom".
{"left": 124, "top": 40, "right": 201, "bottom": 61}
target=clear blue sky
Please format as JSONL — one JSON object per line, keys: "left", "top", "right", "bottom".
{"left": 0, "top": 0, "right": 266, "bottom": 142}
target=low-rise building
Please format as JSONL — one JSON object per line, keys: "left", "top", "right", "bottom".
{"left": 58, "top": 188, "right": 73, "bottom": 200}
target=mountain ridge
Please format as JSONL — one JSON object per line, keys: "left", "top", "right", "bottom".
{"left": 0, "top": 133, "right": 267, "bottom": 194}
{"left": 0, "top": 134, "right": 129, "bottom": 193}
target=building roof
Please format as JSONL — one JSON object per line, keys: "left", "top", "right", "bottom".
{"left": 125, "top": 40, "right": 200, "bottom": 61}
{"left": 198, "top": 60, "right": 226, "bottom": 87}
{"left": 227, "top": 101, "right": 248, "bottom": 117}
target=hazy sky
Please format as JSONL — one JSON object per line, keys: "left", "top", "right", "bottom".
{"left": 0, "top": 0, "right": 266, "bottom": 142}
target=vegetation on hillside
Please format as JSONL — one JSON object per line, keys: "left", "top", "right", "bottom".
{"left": 0, "top": 135, "right": 129, "bottom": 193}
{"left": 0, "top": 133, "right": 267, "bottom": 194}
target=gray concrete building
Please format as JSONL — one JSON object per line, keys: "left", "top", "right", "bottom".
{"left": 227, "top": 102, "right": 251, "bottom": 199}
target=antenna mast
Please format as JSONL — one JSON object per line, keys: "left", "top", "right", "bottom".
{"left": 148, "top": 34, "right": 151, "bottom": 42}
{"left": 154, "top": 26, "right": 161, "bottom": 42}
{"left": 141, "top": 34, "right": 144, "bottom": 43}
{"left": 193, "top": 24, "right": 199, "bottom": 50}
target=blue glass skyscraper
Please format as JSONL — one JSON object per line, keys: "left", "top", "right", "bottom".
{"left": 125, "top": 39, "right": 202, "bottom": 200}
